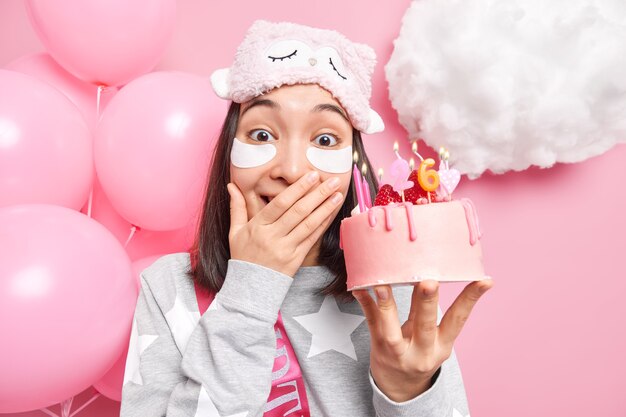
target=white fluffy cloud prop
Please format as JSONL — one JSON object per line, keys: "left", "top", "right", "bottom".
{"left": 385, "top": 0, "right": 626, "bottom": 178}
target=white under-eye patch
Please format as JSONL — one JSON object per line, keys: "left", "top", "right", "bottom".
{"left": 230, "top": 137, "right": 277, "bottom": 168}
{"left": 306, "top": 146, "right": 353, "bottom": 173}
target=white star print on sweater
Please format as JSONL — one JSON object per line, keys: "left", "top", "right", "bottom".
{"left": 120, "top": 253, "right": 472, "bottom": 417}
{"left": 293, "top": 295, "right": 365, "bottom": 360}
{"left": 123, "top": 318, "right": 158, "bottom": 386}
{"left": 195, "top": 386, "right": 249, "bottom": 417}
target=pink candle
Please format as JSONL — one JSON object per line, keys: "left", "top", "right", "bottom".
{"left": 361, "top": 163, "right": 371, "bottom": 209}
{"left": 353, "top": 164, "right": 366, "bottom": 213}
{"left": 362, "top": 177, "right": 372, "bottom": 208}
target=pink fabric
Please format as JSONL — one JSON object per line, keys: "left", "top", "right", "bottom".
{"left": 211, "top": 20, "right": 383, "bottom": 134}
{"left": 194, "top": 281, "right": 310, "bottom": 417}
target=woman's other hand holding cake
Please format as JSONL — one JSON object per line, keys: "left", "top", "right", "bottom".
{"left": 353, "top": 278, "right": 494, "bottom": 402}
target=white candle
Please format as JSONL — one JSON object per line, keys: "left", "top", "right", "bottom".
{"left": 393, "top": 141, "right": 401, "bottom": 159}
{"left": 412, "top": 141, "right": 424, "bottom": 161}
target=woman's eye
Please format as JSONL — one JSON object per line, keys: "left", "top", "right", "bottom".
{"left": 313, "top": 134, "right": 338, "bottom": 147}
{"left": 249, "top": 129, "right": 276, "bottom": 142}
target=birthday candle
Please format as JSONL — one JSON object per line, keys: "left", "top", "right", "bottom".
{"left": 361, "top": 163, "right": 371, "bottom": 209}
{"left": 418, "top": 158, "right": 440, "bottom": 204}
{"left": 438, "top": 147, "right": 446, "bottom": 170}
{"left": 363, "top": 181, "right": 371, "bottom": 208}
{"left": 393, "top": 141, "right": 400, "bottom": 159}
{"left": 389, "top": 157, "right": 412, "bottom": 202}
{"left": 412, "top": 141, "right": 424, "bottom": 161}
{"left": 352, "top": 152, "right": 365, "bottom": 213}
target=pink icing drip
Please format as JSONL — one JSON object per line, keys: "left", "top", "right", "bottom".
{"left": 339, "top": 223, "right": 343, "bottom": 250}
{"left": 365, "top": 203, "right": 417, "bottom": 241}
{"left": 467, "top": 198, "right": 483, "bottom": 239}
{"left": 460, "top": 198, "right": 482, "bottom": 245}
{"left": 401, "top": 202, "right": 418, "bottom": 241}
{"left": 383, "top": 205, "right": 394, "bottom": 231}
{"left": 368, "top": 208, "right": 377, "bottom": 227}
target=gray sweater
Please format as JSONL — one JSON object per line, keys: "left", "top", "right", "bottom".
{"left": 120, "top": 252, "right": 471, "bottom": 417}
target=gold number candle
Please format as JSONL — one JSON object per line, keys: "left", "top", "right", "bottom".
{"left": 417, "top": 158, "right": 440, "bottom": 192}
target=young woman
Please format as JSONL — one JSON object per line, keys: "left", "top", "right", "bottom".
{"left": 120, "top": 20, "right": 493, "bottom": 417}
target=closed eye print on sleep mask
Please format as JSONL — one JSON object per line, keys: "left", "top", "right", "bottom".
{"left": 231, "top": 137, "right": 352, "bottom": 173}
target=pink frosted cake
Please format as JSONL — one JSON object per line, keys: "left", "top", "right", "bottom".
{"left": 341, "top": 149, "right": 489, "bottom": 291}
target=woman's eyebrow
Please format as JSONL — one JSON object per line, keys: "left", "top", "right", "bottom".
{"left": 241, "top": 98, "right": 280, "bottom": 116}
{"left": 312, "top": 103, "right": 349, "bottom": 122}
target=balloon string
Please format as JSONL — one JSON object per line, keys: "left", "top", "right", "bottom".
{"left": 86, "top": 187, "right": 93, "bottom": 218}
{"left": 68, "top": 393, "right": 100, "bottom": 417}
{"left": 60, "top": 397, "right": 73, "bottom": 417}
{"left": 90, "top": 84, "right": 105, "bottom": 219}
{"left": 96, "top": 85, "right": 105, "bottom": 118}
{"left": 124, "top": 224, "right": 139, "bottom": 248}
{"left": 38, "top": 391, "right": 100, "bottom": 417}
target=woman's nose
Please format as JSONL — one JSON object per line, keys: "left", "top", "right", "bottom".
{"left": 269, "top": 141, "right": 313, "bottom": 185}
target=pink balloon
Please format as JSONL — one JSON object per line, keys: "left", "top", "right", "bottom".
{"left": 80, "top": 176, "right": 197, "bottom": 260}
{"left": 93, "top": 254, "right": 164, "bottom": 402}
{"left": 0, "top": 204, "right": 135, "bottom": 413}
{"left": 95, "top": 71, "right": 226, "bottom": 231}
{"left": 0, "top": 69, "right": 92, "bottom": 210}
{"left": 25, "top": 0, "right": 176, "bottom": 87}
{"left": 5, "top": 53, "right": 118, "bottom": 130}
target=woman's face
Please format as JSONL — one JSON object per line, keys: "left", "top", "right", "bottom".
{"left": 230, "top": 83, "right": 354, "bottom": 221}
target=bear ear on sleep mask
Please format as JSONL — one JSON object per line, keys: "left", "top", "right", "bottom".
{"left": 230, "top": 138, "right": 352, "bottom": 174}
{"left": 210, "top": 20, "right": 385, "bottom": 135}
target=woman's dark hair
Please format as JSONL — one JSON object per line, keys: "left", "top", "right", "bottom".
{"left": 187, "top": 101, "right": 379, "bottom": 303}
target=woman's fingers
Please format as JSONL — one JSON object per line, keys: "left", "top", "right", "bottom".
{"left": 288, "top": 189, "right": 343, "bottom": 245}
{"left": 256, "top": 171, "right": 320, "bottom": 224}
{"left": 438, "top": 279, "right": 494, "bottom": 351}
{"left": 373, "top": 286, "right": 406, "bottom": 354}
{"left": 227, "top": 183, "right": 248, "bottom": 237}
{"left": 294, "top": 196, "right": 339, "bottom": 252}
{"left": 409, "top": 280, "right": 440, "bottom": 352}
{"left": 278, "top": 176, "right": 341, "bottom": 233}
{"left": 352, "top": 289, "right": 379, "bottom": 333}
{"left": 353, "top": 286, "right": 405, "bottom": 356}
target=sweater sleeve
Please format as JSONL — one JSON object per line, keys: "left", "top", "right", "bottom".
{"left": 369, "top": 302, "right": 471, "bottom": 417}
{"left": 369, "top": 348, "right": 469, "bottom": 417}
{"left": 120, "top": 259, "right": 293, "bottom": 417}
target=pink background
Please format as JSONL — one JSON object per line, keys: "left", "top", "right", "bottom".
{"left": 2, "top": 0, "right": 625, "bottom": 416}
